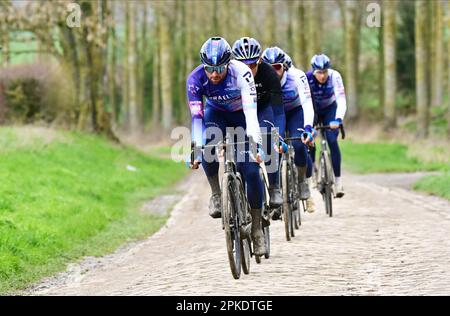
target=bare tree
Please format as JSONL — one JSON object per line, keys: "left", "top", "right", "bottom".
{"left": 127, "top": 1, "right": 138, "bottom": 132}
{"left": 151, "top": 3, "right": 161, "bottom": 128}
{"left": 415, "top": 0, "right": 429, "bottom": 137}
{"left": 138, "top": 0, "right": 149, "bottom": 127}
{"left": 264, "top": 0, "right": 276, "bottom": 46}
{"left": 383, "top": 0, "right": 397, "bottom": 129}
{"left": 0, "top": 1, "right": 12, "bottom": 67}
{"left": 447, "top": 2, "right": 450, "bottom": 139}
{"left": 341, "top": 0, "right": 364, "bottom": 120}
{"left": 431, "top": 1, "right": 444, "bottom": 108}
{"left": 107, "top": 0, "right": 118, "bottom": 124}
{"left": 159, "top": 5, "right": 172, "bottom": 130}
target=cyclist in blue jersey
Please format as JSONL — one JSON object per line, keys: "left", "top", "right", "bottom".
{"left": 262, "top": 47, "right": 316, "bottom": 214}
{"left": 187, "top": 37, "right": 266, "bottom": 255}
{"left": 306, "top": 54, "right": 346, "bottom": 197}
{"left": 231, "top": 37, "right": 286, "bottom": 209}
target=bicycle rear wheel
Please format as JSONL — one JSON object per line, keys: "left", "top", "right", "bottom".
{"left": 281, "top": 160, "right": 292, "bottom": 241}
{"left": 294, "top": 209, "right": 299, "bottom": 230}
{"left": 295, "top": 202, "right": 302, "bottom": 229}
{"left": 236, "top": 175, "right": 251, "bottom": 274}
{"left": 222, "top": 173, "right": 242, "bottom": 279}
{"left": 263, "top": 224, "right": 270, "bottom": 259}
{"left": 241, "top": 238, "right": 251, "bottom": 274}
{"left": 322, "top": 153, "right": 333, "bottom": 217}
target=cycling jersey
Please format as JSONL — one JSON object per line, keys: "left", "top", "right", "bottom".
{"left": 280, "top": 67, "right": 314, "bottom": 129}
{"left": 306, "top": 68, "right": 347, "bottom": 120}
{"left": 187, "top": 60, "right": 261, "bottom": 146}
{"left": 254, "top": 62, "right": 283, "bottom": 108}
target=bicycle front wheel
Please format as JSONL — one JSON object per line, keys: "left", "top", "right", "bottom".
{"left": 222, "top": 173, "right": 242, "bottom": 279}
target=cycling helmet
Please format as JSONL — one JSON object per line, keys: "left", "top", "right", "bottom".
{"left": 284, "top": 54, "right": 293, "bottom": 68}
{"left": 311, "top": 54, "right": 331, "bottom": 71}
{"left": 231, "top": 37, "right": 262, "bottom": 64}
{"left": 261, "top": 47, "right": 289, "bottom": 68}
{"left": 199, "top": 37, "right": 232, "bottom": 66}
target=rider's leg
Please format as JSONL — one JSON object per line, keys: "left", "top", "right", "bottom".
{"left": 202, "top": 107, "right": 226, "bottom": 218}
{"left": 322, "top": 104, "right": 344, "bottom": 197}
{"left": 257, "top": 105, "right": 282, "bottom": 208}
{"left": 286, "top": 107, "right": 311, "bottom": 200}
{"left": 237, "top": 154, "right": 265, "bottom": 256}
{"left": 305, "top": 154, "right": 316, "bottom": 212}
{"left": 231, "top": 110, "right": 265, "bottom": 255}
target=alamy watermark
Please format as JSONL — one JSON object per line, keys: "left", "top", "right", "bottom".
{"left": 66, "top": 3, "right": 81, "bottom": 28}
{"left": 170, "top": 124, "right": 282, "bottom": 173}
{"left": 366, "top": 2, "right": 381, "bottom": 28}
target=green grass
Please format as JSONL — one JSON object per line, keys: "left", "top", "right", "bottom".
{"left": 0, "top": 127, "right": 187, "bottom": 294}
{"left": 413, "top": 173, "right": 450, "bottom": 200}
{"left": 340, "top": 141, "right": 450, "bottom": 174}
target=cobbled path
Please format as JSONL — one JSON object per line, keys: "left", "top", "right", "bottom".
{"left": 28, "top": 172, "right": 450, "bottom": 295}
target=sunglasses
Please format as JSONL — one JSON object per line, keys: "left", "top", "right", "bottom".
{"left": 271, "top": 63, "right": 284, "bottom": 71}
{"left": 204, "top": 64, "right": 227, "bottom": 74}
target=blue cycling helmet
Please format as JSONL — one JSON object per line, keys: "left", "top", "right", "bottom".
{"left": 261, "top": 47, "right": 289, "bottom": 68}
{"left": 200, "top": 37, "right": 232, "bottom": 66}
{"left": 311, "top": 54, "right": 331, "bottom": 71}
{"left": 231, "top": 37, "right": 262, "bottom": 64}
{"left": 284, "top": 54, "right": 293, "bottom": 68}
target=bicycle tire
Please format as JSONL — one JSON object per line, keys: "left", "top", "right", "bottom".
{"left": 289, "top": 203, "right": 295, "bottom": 237}
{"left": 236, "top": 175, "right": 251, "bottom": 274}
{"left": 281, "top": 159, "right": 291, "bottom": 241}
{"left": 294, "top": 209, "right": 299, "bottom": 230}
{"left": 222, "top": 173, "right": 241, "bottom": 279}
{"left": 322, "top": 153, "right": 333, "bottom": 217}
{"left": 264, "top": 226, "right": 270, "bottom": 259}
{"left": 241, "top": 238, "right": 251, "bottom": 274}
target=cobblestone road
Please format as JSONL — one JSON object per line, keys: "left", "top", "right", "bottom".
{"left": 29, "top": 172, "right": 450, "bottom": 295}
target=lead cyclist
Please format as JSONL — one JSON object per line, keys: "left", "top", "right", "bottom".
{"left": 186, "top": 37, "right": 266, "bottom": 255}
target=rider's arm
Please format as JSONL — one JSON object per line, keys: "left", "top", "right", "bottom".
{"left": 332, "top": 70, "right": 347, "bottom": 122}
{"left": 295, "top": 69, "right": 315, "bottom": 130}
{"left": 267, "top": 65, "right": 286, "bottom": 137}
{"left": 186, "top": 72, "right": 206, "bottom": 146}
{"left": 236, "top": 63, "right": 262, "bottom": 145}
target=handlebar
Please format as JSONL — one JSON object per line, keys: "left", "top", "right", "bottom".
{"left": 314, "top": 124, "right": 346, "bottom": 139}
{"left": 190, "top": 137, "right": 258, "bottom": 166}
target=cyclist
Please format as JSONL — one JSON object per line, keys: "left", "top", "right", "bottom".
{"left": 187, "top": 37, "right": 266, "bottom": 255}
{"left": 231, "top": 37, "right": 286, "bottom": 209}
{"left": 262, "top": 47, "right": 316, "bottom": 214}
{"left": 306, "top": 54, "right": 346, "bottom": 197}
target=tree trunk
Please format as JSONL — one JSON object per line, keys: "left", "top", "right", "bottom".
{"left": 221, "top": 0, "right": 230, "bottom": 39}
{"left": 212, "top": 0, "right": 220, "bottom": 35}
{"left": 264, "top": 0, "right": 276, "bottom": 46}
{"left": 297, "top": 1, "right": 308, "bottom": 70}
{"left": 159, "top": 6, "right": 172, "bottom": 130}
{"left": 306, "top": 1, "right": 322, "bottom": 59}
{"left": 139, "top": 1, "right": 148, "bottom": 127}
{"left": 383, "top": 0, "right": 397, "bottom": 129}
{"left": 378, "top": 2, "right": 384, "bottom": 116}
{"left": 288, "top": 1, "right": 299, "bottom": 65}
{"left": 151, "top": 4, "right": 160, "bottom": 128}
{"left": 185, "top": 0, "right": 194, "bottom": 78}
{"left": 447, "top": 3, "right": 450, "bottom": 139}
{"left": 123, "top": 2, "right": 130, "bottom": 128}
{"left": 415, "top": 0, "right": 429, "bottom": 137}
{"left": 108, "top": 0, "right": 118, "bottom": 124}
{"left": 343, "top": 0, "right": 362, "bottom": 120}
{"left": 0, "top": 6, "right": 10, "bottom": 67}
{"left": 431, "top": 1, "right": 444, "bottom": 108}
{"left": 128, "top": 1, "right": 138, "bottom": 132}
{"left": 239, "top": 0, "right": 251, "bottom": 37}
{"left": 59, "top": 26, "right": 81, "bottom": 116}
